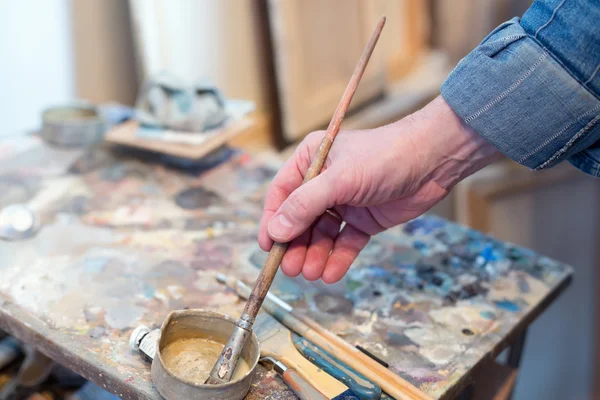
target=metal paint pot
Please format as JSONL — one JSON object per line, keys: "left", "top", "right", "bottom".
{"left": 41, "top": 104, "right": 105, "bottom": 147}
{"left": 151, "top": 309, "right": 259, "bottom": 400}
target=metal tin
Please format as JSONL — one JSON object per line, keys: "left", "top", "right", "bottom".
{"left": 41, "top": 105, "right": 105, "bottom": 147}
{"left": 151, "top": 309, "right": 260, "bottom": 400}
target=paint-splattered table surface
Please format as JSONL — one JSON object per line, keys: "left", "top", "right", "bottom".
{"left": 0, "top": 134, "right": 572, "bottom": 399}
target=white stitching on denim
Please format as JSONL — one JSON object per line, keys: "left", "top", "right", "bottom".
{"left": 519, "top": 104, "right": 600, "bottom": 162}
{"left": 483, "top": 34, "right": 527, "bottom": 47}
{"left": 535, "top": 0, "right": 567, "bottom": 39}
{"left": 535, "top": 113, "right": 600, "bottom": 170}
{"left": 584, "top": 63, "right": 600, "bottom": 85}
{"left": 465, "top": 53, "right": 548, "bottom": 124}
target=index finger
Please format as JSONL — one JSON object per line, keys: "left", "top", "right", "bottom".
{"left": 258, "top": 150, "right": 308, "bottom": 251}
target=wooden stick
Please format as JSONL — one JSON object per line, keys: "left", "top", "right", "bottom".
{"left": 293, "top": 313, "right": 432, "bottom": 400}
{"left": 218, "top": 274, "right": 432, "bottom": 400}
{"left": 207, "top": 16, "right": 387, "bottom": 384}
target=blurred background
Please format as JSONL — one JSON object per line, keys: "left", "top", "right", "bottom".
{"left": 0, "top": 1, "right": 597, "bottom": 399}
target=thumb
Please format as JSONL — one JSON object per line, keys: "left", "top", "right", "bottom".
{"left": 268, "top": 171, "right": 337, "bottom": 242}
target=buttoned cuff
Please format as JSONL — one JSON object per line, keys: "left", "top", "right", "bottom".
{"left": 441, "top": 18, "right": 600, "bottom": 176}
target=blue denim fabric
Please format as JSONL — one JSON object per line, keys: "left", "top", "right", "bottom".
{"left": 441, "top": 0, "right": 600, "bottom": 177}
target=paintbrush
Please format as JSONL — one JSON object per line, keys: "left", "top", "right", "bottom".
{"left": 206, "top": 16, "right": 387, "bottom": 385}
{"left": 260, "top": 357, "right": 328, "bottom": 400}
{"left": 218, "top": 274, "right": 381, "bottom": 400}
{"left": 218, "top": 274, "right": 432, "bottom": 400}
{"left": 255, "top": 313, "right": 355, "bottom": 399}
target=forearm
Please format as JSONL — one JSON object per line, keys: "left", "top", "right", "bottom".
{"left": 441, "top": 0, "right": 600, "bottom": 177}
{"left": 404, "top": 96, "right": 501, "bottom": 191}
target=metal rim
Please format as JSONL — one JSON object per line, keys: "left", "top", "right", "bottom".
{"left": 154, "top": 309, "right": 260, "bottom": 388}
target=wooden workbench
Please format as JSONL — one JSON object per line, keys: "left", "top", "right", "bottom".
{"left": 0, "top": 134, "right": 572, "bottom": 399}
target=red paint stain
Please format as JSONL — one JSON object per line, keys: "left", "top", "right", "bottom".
{"left": 125, "top": 377, "right": 134, "bottom": 384}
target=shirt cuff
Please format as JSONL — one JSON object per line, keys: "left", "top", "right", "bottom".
{"left": 441, "top": 18, "right": 600, "bottom": 175}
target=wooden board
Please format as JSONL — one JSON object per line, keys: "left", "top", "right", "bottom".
{"left": 266, "top": 0, "right": 387, "bottom": 142}
{"left": 382, "top": 0, "right": 431, "bottom": 81}
{"left": 472, "top": 361, "right": 517, "bottom": 400}
{"left": 104, "top": 117, "right": 255, "bottom": 160}
{"left": 0, "top": 135, "right": 573, "bottom": 399}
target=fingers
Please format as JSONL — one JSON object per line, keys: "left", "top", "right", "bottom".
{"left": 258, "top": 156, "right": 304, "bottom": 251}
{"left": 267, "top": 170, "right": 337, "bottom": 243}
{"left": 302, "top": 212, "right": 342, "bottom": 281}
{"left": 278, "top": 214, "right": 365, "bottom": 284}
{"left": 259, "top": 132, "right": 324, "bottom": 251}
{"left": 280, "top": 229, "right": 311, "bottom": 277}
{"left": 321, "top": 224, "right": 370, "bottom": 284}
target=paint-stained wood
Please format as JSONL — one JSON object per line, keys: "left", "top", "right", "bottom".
{"left": 0, "top": 133, "right": 573, "bottom": 399}
{"left": 254, "top": 314, "right": 348, "bottom": 399}
{"left": 224, "top": 275, "right": 432, "bottom": 400}
{"left": 293, "top": 334, "right": 381, "bottom": 400}
{"left": 281, "top": 369, "right": 328, "bottom": 400}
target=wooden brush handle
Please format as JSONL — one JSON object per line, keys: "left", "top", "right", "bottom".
{"left": 282, "top": 369, "right": 329, "bottom": 400}
{"left": 242, "top": 15, "right": 386, "bottom": 322}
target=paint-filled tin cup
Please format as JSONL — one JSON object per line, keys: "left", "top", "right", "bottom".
{"left": 151, "top": 309, "right": 260, "bottom": 400}
{"left": 41, "top": 104, "right": 105, "bottom": 147}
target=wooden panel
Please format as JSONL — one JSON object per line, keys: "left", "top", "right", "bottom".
{"left": 472, "top": 361, "right": 518, "bottom": 400}
{"left": 431, "top": 0, "right": 500, "bottom": 63}
{"left": 104, "top": 117, "right": 256, "bottom": 159}
{"left": 383, "top": 0, "right": 431, "bottom": 81}
{"left": 267, "top": 0, "right": 387, "bottom": 142}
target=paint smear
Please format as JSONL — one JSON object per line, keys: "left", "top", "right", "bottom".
{"left": 161, "top": 338, "right": 250, "bottom": 385}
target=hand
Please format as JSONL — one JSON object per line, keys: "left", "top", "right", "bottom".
{"left": 258, "top": 96, "right": 500, "bottom": 283}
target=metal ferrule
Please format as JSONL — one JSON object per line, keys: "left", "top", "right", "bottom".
{"left": 237, "top": 312, "right": 255, "bottom": 330}
{"left": 207, "top": 324, "right": 249, "bottom": 383}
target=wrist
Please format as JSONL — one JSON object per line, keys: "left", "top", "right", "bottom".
{"left": 408, "top": 96, "right": 501, "bottom": 190}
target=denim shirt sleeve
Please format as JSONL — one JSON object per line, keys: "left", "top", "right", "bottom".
{"left": 440, "top": 0, "right": 600, "bottom": 177}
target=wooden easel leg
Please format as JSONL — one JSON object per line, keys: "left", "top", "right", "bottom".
{"left": 456, "top": 384, "right": 474, "bottom": 400}
{"left": 506, "top": 330, "right": 528, "bottom": 400}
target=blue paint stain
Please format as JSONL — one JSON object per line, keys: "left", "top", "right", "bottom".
{"left": 413, "top": 240, "right": 427, "bottom": 250}
{"left": 480, "top": 310, "right": 496, "bottom": 320}
{"left": 450, "top": 256, "right": 463, "bottom": 268}
{"left": 430, "top": 272, "right": 453, "bottom": 295}
{"left": 481, "top": 243, "right": 496, "bottom": 262}
{"left": 140, "top": 184, "right": 160, "bottom": 195}
{"left": 518, "top": 277, "right": 530, "bottom": 293}
{"left": 403, "top": 217, "right": 445, "bottom": 235}
{"left": 143, "top": 284, "right": 155, "bottom": 299}
{"left": 364, "top": 266, "right": 390, "bottom": 278}
{"left": 332, "top": 389, "right": 360, "bottom": 400}
{"left": 495, "top": 300, "right": 520, "bottom": 312}
{"left": 83, "top": 257, "right": 109, "bottom": 274}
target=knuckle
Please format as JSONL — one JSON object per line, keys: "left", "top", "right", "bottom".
{"left": 333, "top": 165, "right": 359, "bottom": 203}
{"left": 297, "top": 131, "right": 324, "bottom": 154}
{"left": 306, "top": 130, "right": 326, "bottom": 144}
{"left": 285, "top": 190, "right": 311, "bottom": 220}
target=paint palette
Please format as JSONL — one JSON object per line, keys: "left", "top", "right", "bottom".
{"left": 247, "top": 216, "right": 571, "bottom": 397}
{"left": 0, "top": 135, "right": 572, "bottom": 399}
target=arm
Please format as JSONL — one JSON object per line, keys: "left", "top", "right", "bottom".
{"left": 258, "top": 0, "right": 600, "bottom": 283}
{"left": 442, "top": 0, "right": 600, "bottom": 176}
{"left": 258, "top": 97, "right": 500, "bottom": 283}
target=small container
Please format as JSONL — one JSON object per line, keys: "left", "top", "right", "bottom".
{"left": 41, "top": 105, "right": 105, "bottom": 147}
{"left": 151, "top": 309, "right": 259, "bottom": 400}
